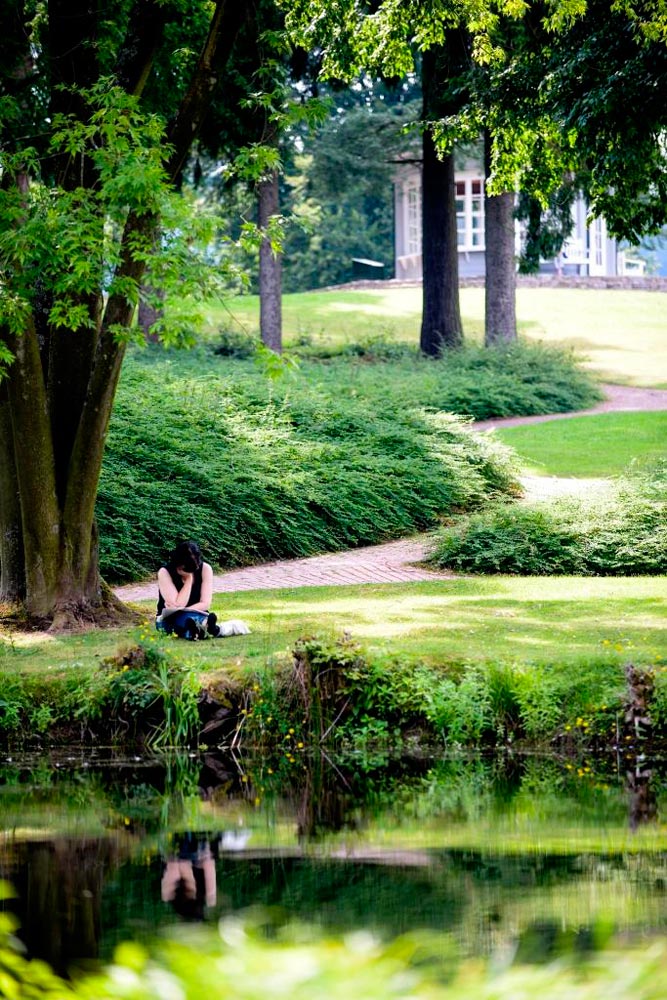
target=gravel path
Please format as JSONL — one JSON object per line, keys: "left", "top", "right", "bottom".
{"left": 114, "top": 383, "right": 665, "bottom": 601}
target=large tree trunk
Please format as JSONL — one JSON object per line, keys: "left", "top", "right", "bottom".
{"left": 0, "top": 384, "right": 25, "bottom": 602}
{"left": 0, "top": 0, "right": 249, "bottom": 629}
{"left": 420, "top": 49, "right": 463, "bottom": 356}
{"left": 484, "top": 133, "right": 517, "bottom": 345}
{"left": 258, "top": 169, "right": 283, "bottom": 353}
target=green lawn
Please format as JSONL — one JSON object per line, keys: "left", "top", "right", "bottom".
{"left": 3, "top": 576, "right": 665, "bottom": 677}
{"left": 209, "top": 286, "right": 667, "bottom": 387}
{"left": 494, "top": 411, "right": 667, "bottom": 477}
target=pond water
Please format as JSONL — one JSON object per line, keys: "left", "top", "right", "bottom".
{"left": 0, "top": 749, "right": 665, "bottom": 975}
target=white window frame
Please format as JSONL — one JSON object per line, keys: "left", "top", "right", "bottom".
{"left": 406, "top": 183, "right": 421, "bottom": 256}
{"left": 455, "top": 175, "right": 485, "bottom": 252}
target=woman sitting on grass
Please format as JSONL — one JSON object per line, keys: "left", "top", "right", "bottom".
{"left": 156, "top": 540, "right": 250, "bottom": 640}
{"left": 156, "top": 540, "right": 216, "bottom": 640}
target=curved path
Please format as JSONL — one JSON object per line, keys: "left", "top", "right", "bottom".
{"left": 115, "top": 384, "right": 666, "bottom": 601}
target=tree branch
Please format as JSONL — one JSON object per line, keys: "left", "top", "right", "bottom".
{"left": 114, "top": 0, "right": 170, "bottom": 96}
{"left": 165, "top": 0, "right": 251, "bottom": 183}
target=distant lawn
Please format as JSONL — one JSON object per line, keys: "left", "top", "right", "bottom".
{"left": 3, "top": 576, "right": 665, "bottom": 678}
{"left": 494, "top": 411, "right": 667, "bottom": 477}
{"left": 208, "top": 286, "right": 667, "bottom": 387}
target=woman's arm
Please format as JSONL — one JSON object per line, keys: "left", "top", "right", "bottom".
{"left": 184, "top": 562, "right": 213, "bottom": 613}
{"left": 158, "top": 567, "right": 193, "bottom": 611}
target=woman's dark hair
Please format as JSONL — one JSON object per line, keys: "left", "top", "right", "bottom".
{"left": 167, "top": 540, "right": 203, "bottom": 573}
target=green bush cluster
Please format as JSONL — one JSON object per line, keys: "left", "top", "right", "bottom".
{"left": 96, "top": 352, "right": 521, "bottom": 582}
{"left": 0, "top": 670, "right": 95, "bottom": 739}
{"left": 100, "top": 640, "right": 201, "bottom": 748}
{"left": 429, "top": 465, "right": 667, "bottom": 576}
{"left": 212, "top": 336, "right": 601, "bottom": 419}
{"left": 0, "top": 641, "right": 201, "bottom": 747}
{"left": 97, "top": 340, "right": 598, "bottom": 583}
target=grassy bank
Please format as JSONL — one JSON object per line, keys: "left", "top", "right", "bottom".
{"left": 4, "top": 576, "right": 664, "bottom": 675}
{"left": 211, "top": 285, "right": 667, "bottom": 386}
{"left": 2, "top": 576, "right": 664, "bottom": 747}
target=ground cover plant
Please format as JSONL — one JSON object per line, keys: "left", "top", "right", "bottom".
{"left": 210, "top": 286, "right": 667, "bottom": 386}
{"left": 95, "top": 340, "right": 600, "bottom": 583}
{"left": 430, "top": 466, "right": 667, "bottom": 576}
{"left": 495, "top": 412, "right": 667, "bottom": 477}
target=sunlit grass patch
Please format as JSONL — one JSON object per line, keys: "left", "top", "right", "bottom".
{"left": 209, "top": 286, "right": 667, "bottom": 386}
{"left": 496, "top": 411, "right": 667, "bottom": 477}
{"left": 3, "top": 577, "right": 664, "bottom": 684}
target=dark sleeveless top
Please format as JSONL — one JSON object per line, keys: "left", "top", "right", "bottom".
{"left": 157, "top": 564, "right": 203, "bottom": 615}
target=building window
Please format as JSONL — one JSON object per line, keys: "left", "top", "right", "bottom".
{"left": 592, "top": 217, "right": 604, "bottom": 268}
{"left": 455, "top": 177, "right": 485, "bottom": 251}
{"left": 406, "top": 185, "right": 421, "bottom": 255}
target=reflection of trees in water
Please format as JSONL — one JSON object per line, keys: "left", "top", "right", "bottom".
{"left": 626, "top": 755, "right": 658, "bottom": 831}
{"left": 1, "top": 838, "right": 121, "bottom": 974}
{"left": 2, "top": 750, "right": 667, "bottom": 971}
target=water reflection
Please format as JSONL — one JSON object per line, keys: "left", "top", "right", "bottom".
{"left": 0, "top": 750, "right": 665, "bottom": 973}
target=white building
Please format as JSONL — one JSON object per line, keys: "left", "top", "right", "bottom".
{"left": 394, "top": 160, "right": 622, "bottom": 279}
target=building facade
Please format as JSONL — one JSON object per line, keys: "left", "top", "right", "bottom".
{"left": 394, "top": 161, "right": 623, "bottom": 279}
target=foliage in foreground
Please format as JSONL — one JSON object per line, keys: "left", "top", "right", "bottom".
{"left": 430, "top": 466, "right": 667, "bottom": 576}
{"left": 1, "top": 896, "right": 667, "bottom": 1000}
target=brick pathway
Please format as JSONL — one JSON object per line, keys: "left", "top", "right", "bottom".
{"left": 116, "top": 538, "right": 454, "bottom": 602}
{"left": 114, "top": 384, "right": 666, "bottom": 601}
{"left": 473, "top": 383, "right": 667, "bottom": 431}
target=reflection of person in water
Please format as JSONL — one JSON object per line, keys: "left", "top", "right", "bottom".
{"left": 161, "top": 833, "right": 218, "bottom": 921}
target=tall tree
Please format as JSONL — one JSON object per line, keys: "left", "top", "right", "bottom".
{"left": 483, "top": 131, "right": 516, "bottom": 344}
{"left": 258, "top": 166, "right": 283, "bottom": 351}
{"left": 0, "top": 0, "right": 249, "bottom": 626}
{"left": 195, "top": 0, "right": 322, "bottom": 353}
{"left": 420, "top": 47, "right": 463, "bottom": 354}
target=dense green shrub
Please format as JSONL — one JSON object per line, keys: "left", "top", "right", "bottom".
{"left": 97, "top": 352, "right": 520, "bottom": 582}
{"left": 429, "top": 465, "right": 667, "bottom": 576}
{"left": 97, "top": 340, "right": 599, "bottom": 582}
{"left": 285, "top": 340, "right": 602, "bottom": 419}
